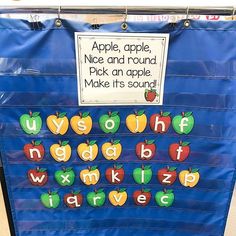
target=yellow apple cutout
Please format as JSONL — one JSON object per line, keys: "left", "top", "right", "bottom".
{"left": 77, "top": 140, "right": 98, "bottom": 161}
{"left": 50, "top": 140, "right": 72, "bottom": 162}
{"left": 47, "top": 112, "right": 69, "bottom": 135}
{"left": 179, "top": 168, "right": 200, "bottom": 187}
{"left": 108, "top": 188, "right": 127, "bottom": 206}
{"left": 80, "top": 166, "right": 100, "bottom": 185}
{"left": 70, "top": 112, "right": 92, "bottom": 135}
{"left": 126, "top": 110, "right": 147, "bottom": 133}
{"left": 102, "top": 139, "right": 122, "bottom": 160}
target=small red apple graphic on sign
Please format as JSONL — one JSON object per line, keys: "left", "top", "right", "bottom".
{"left": 144, "top": 89, "right": 158, "bottom": 102}
{"left": 169, "top": 141, "right": 190, "bottom": 162}
{"left": 133, "top": 188, "right": 151, "bottom": 206}
{"left": 150, "top": 111, "right": 171, "bottom": 133}
{"left": 64, "top": 190, "right": 83, "bottom": 208}
{"left": 24, "top": 140, "right": 45, "bottom": 162}
{"left": 157, "top": 166, "right": 177, "bottom": 185}
{"left": 136, "top": 140, "right": 156, "bottom": 160}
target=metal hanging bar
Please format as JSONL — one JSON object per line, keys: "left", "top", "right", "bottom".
{"left": 0, "top": 6, "right": 235, "bottom": 16}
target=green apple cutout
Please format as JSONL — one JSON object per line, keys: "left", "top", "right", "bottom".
{"left": 99, "top": 111, "right": 120, "bottom": 134}
{"left": 133, "top": 165, "right": 152, "bottom": 184}
{"left": 87, "top": 189, "right": 106, "bottom": 207}
{"left": 20, "top": 111, "right": 42, "bottom": 134}
{"left": 172, "top": 112, "right": 194, "bottom": 134}
{"left": 54, "top": 167, "right": 75, "bottom": 186}
{"left": 155, "top": 189, "right": 174, "bottom": 207}
{"left": 40, "top": 191, "right": 60, "bottom": 208}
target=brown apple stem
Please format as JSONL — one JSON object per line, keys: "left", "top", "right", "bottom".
{"left": 189, "top": 167, "right": 192, "bottom": 173}
{"left": 163, "top": 188, "right": 167, "bottom": 194}
{"left": 141, "top": 164, "right": 145, "bottom": 170}
{"left": 179, "top": 140, "right": 183, "bottom": 146}
{"left": 160, "top": 110, "right": 163, "bottom": 116}
{"left": 36, "top": 167, "right": 40, "bottom": 172}
{"left": 108, "top": 111, "right": 112, "bottom": 116}
{"left": 48, "top": 190, "right": 51, "bottom": 195}
{"left": 56, "top": 111, "right": 59, "bottom": 118}
{"left": 181, "top": 112, "right": 185, "bottom": 117}
{"left": 86, "top": 140, "right": 90, "bottom": 146}
{"left": 167, "top": 166, "right": 169, "bottom": 171}
{"left": 145, "top": 139, "right": 148, "bottom": 144}
{"left": 88, "top": 166, "right": 91, "bottom": 171}
{"left": 79, "top": 112, "right": 82, "bottom": 118}
{"left": 29, "top": 110, "right": 33, "bottom": 117}
{"left": 134, "top": 110, "right": 138, "bottom": 116}
{"left": 94, "top": 189, "right": 98, "bottom": 194}
{"left": 110, "top": 139, "right": 114, "bottom": 145}
{"left": 62, "top": 167, "right": 66, "bottom": 172}
{"left": 31, "top": 140, "right": 35, "bottom": 146}
{"left": 59, "top": 140, "right": 62, "bottom": 146}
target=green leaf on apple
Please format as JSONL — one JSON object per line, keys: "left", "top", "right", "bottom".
{"left": 119, "top": 188, "right": 126, "bottom": 192}
{"left": 115, "top": 164, "right": 123, "bottom": 169}
{"left": 144, "top": 165, "right": 151, "bottom": 170}
{"left": 61, "top": 140, "right": 69, "bottom": 146}
{"left": 89, "top": 140, "right": 97, "bottom": 145}
{"left": 97, "top": 188, "right": 104, "bottom": 193}
{"left": 58, "top": 112, "right": 67, "bottom": 118}
{"left": 34, "top": 140, "right": 42, "bottom": 146}
{"left": 191, "top": 168, "right": 199, "bottom": 173}
{"left": 162, "top": 112, "right": 170, "bottom": 117}
{"left": 90, "top": 166, "right": 98, "bottom": 171}
{"left": 169, "top": 167, "right": 177, "bottom": 172}
{"left": 185, "top": 111, "right": 193, "bottom": 117}
{"left": 39, "top": 168, "right": 47, "bottom": 172}
{"left": 32, "top": 112, "right": 40, "bottom": 117}
{"left": 66, "top": 167, "right": 73, "bottom": 172}
{"left": 166, "top": 189, "right": 173, "bottom": 194}
{"left": 146, "top": 140, "right": 155, "bottom": 145}
{"left": 182, "top": 142, "right": 190, "bottom": 146}
{"left": 137, "top": 110, "right": 145, "bottom": 116}
{"left": 113, "top": 139, "right": 120, "bottom": 145}
{"left": 82, "top": 112, "right": 90, "bottom": 118}
{"left": 73, "top": 190, "right": 81, "bottom": 194}
{"left": 51, "top": 191, "right": 58, "bottom": 195}
{"left": 111, "top": 111, "right": 119, "bottom": 117}
{"left": 151, "top": 89, "right": 156, "bottom": 92}
{"left": 144, "top": 89, "right": 148, "bottom": 98}
{"left": 143, "top": 188, "right": 151, "bottom": 193}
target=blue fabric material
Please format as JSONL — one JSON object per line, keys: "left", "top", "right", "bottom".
{"left": 0, "top": 18, "right": 235, "bottom": 236}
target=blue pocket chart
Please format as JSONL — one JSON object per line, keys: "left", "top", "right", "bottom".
{"left": 0, "top": 17, "right": 235, "bottom": 236}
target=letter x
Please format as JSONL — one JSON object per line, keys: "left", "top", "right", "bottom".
{"left": 61, "top": 174, "right": 70, "bottom": 183}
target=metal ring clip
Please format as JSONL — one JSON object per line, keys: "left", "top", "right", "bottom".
{"left": 184, "top": 6, "right": 190, "bottom": 27}
{"left": 121, "top": 6, "right": 128, "bottom": 30}
{"left": 55, "top": 6, "right": 62, "bottom": 27}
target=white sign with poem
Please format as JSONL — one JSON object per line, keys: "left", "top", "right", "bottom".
{"left": 75, "top": 32, "right": 169, "bottom": 106}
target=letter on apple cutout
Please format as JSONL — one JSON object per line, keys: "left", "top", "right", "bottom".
{"left": 161, "top": 195, "right": 169, "bottom": 204}
{"left": 93, "top": 196, "right": 101, "bottom": 206}
{"left": 154, "top": 116, "right": 166, "bottom": 132}
{"left": 111, "top": 170, "right": 120, "bottom": 183}
{"left": 162, "top": 174, "right": 172, "bottom": 184}
{"left": 179, "top": 117, "right": 189, "bottom": 133}
{"left": 105, "top": 146, "right": 117, "bottom": 157}
{"left": 52, "top": 119, "right": 64, "bottom": 134}
{"left": 61, "top": 174, "right": 71, "bottom": 184}
{"left": 137, "top": 195, "right": 146, "bottom": 204}
{"left": 105, "top": 119, "right": 115, "bottom": 130}
{"left": 82, "top": 172, "right": 99, "bottom": 183}
{"left": 29, "top": 173, "right": 46, "bottom": 183}
{"left": 113, "top": 193, "right": 123, "bottom": 203}
{"left": 49, "top": 195, "right": 54, "bottom": 207}
{"left": 134, "top": 116, "right": 139, "bottom": 132}
{"left": 176, "top": 146, "right": 183, "bottom": 160}
{"left": 184, "top": 173, "right": 196, "bottom": 186}
{"left": 26, "top": 120, "right": 37, "bottom": 131}
{"left": 55, "top": 146, "right": 66, "bottom": 161}
{"left": 141, "top": 144, "right": 152, "bottom": 159}
{"left": 67, "top": 196, "right": 81, "bottom": 207}
{"left": 29, "top": 148, "right": 41, "bottom": 159}
{"left": 77, "top": 120, "right": 86, "bottom": 131}
{"left": 82, "top": 146, "right": 93, "bottom": 161}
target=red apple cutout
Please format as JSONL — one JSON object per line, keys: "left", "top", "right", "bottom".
{"left": 133, "top": 189, "right": 151, "bottom": 206}
{"left": 105, "top": 164, "right": 125, "bottom": 184}
{"left": 24, "top": 140, "right": 45, "bottom": 162}
{"left": 64, "top": 191, "right": 83, "bottom": 208}
{"left": 157, "top": 166, "right": 177, "bottom": 185}
{"left": 136, "top": 140, "right": 156, "bottom": 160}
{"left": 27, "top": 167, "right": 48, "bottom": 186}
{"left": 169, "top": 141, "right": 190, "bottom": 162}
{"left": 150, "top": 111, "right": 171, "bottom": 133}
